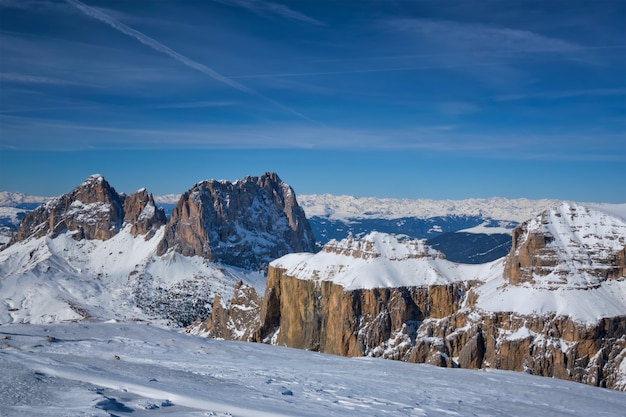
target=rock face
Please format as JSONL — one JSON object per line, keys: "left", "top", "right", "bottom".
{"left": 11, "top": 175, "right": 166, "bottom": 244}
{"left": 157, "top": 172, "right": 316, "bottom": 271}
{"left": 199, "top": 205, "right": 626, "bottom": 391}
{"left": 504, "top": 203, "right": 626, "bottom": 286}
{"left": 189, "top": 280, "right": 262, "bottom": 341}
{"left": 123, "top": 188, "right": 167, "bottom": 238}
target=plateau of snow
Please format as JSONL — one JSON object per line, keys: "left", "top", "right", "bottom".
{"left": 1, "top": 322, "right": 625, "bottom": 417}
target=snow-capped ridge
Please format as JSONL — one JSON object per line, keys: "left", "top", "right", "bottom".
{"left": 504, "top": 202, "right": 626, "bottom": 290}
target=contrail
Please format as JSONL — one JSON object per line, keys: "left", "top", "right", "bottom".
{"left": 64, "top": 0, "right": 314, "bottom": 122}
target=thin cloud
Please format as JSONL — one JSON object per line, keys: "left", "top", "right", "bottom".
{"left": 2, "top": 114, "right": 623, "bottom": 162}
{"left": 155, "top": 101, "right": 237, "bottom": 109}
{"left": 495, "top": 88, "right": 626, "bottom": 102}
{"left": 213, "top": 0, "right": 323, "bottom": 26}
{"left": 387, "top": 18, "right": 582, "bottom": 54}
{"left": 64, "top": 0, "right": 313, "bottom": 122}
{"left": 65, "top": 0, "right": 252, "bottom": 93}
{"left": 0, "top": 72, "right": 83, "bottom": 85}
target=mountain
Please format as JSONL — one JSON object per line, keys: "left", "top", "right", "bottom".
{"left": 11, "top": 174, "right": 167, "bottom": 243}
{"left": 197, "top": 202, "right": 626, "bottom": 390}
{"left": 3, "top": 322, "right": 625, "bottom": 417}
{"left": 157, "top": 172, "right": 317, "bottom": 271}
{"left": 298, "top": 194, "right": 557, "bottom": 263}
{"left": 0, "top": 173, "right": 314, "bottom": 326}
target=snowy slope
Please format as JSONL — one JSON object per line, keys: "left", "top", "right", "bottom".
{"left": 520, "top": 203, "right": 626, "bottom": 288}
{"left": 475, "top": 202, "right": 626, "bottom": 323}
{"left": 1, "top": 322, "right": 625, "bottom": 417}
{"left": 272, "top": 232, "right": 501, "bottom": 290}
{"left": 0, "top": 226, "right": 264, "bottom": 326}
{"left": 298, "top": 194, "right": 560, "bottom": 222}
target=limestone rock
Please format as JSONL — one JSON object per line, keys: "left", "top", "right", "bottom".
{"left": 504, "top": 203, "right": 626, "bottom": 287}
{"left": 12, "top": 174, "right": 125, "bottom": 242}
{"left": 194, "top": 280, "right": 261, "bottom": 341}
{"left": 157, "top": 172, "right": 316, "bottom": 271}
{"left": 10, "top": 175, "right": 167, "bottom": 244}
{"left": 457, "top": 329, "right": 485, "bottom": 369}
{"left": 123, "top": 189, "right": 167, "bottom": 238}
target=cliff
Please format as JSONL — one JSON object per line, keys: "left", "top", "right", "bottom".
{"left": 199, "top": 204, "right": 626, "bottom": 390}
{"left": 157, "top": 172, "right": 316, "bottom": 271}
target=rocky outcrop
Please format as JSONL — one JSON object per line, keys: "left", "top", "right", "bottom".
{"left": 123, "top": 188, "right": 167, "bottom": 238}
{"left": 157, "top": 172, "right": 316, "bottom": 271}
{"left": 10, "top": 175, "right": 166, "bottom": 244}
{"left": 12, "top": 175, "right": 125, "bottom": 242}
{"left": 504, "top": 203, "right": 626, "bottom": 286}
{"left": 189, "top": 280, "right": 262, "bottom": 341}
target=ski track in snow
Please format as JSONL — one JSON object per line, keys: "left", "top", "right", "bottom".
{"left": 1, "top": 322, "right": 625, "bottom": 417}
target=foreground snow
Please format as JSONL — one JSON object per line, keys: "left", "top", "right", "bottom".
{"left": 1, "top": 322, "right": 624, "bottom": 417}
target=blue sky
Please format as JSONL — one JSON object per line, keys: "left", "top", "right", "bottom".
{"left": 0, "top": 0, "right": 624, "bottom": 202}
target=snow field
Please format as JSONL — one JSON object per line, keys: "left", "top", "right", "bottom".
{"left": 1, "top": 322, "right": 625, "bottom": 417}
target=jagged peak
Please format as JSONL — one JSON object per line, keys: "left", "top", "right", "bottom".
{"left": 80, "top": 173, "right": 106, "bottom": 187}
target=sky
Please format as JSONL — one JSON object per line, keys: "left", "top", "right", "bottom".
{"left": 0, "top": 0, "right": 624, "bottom": 202}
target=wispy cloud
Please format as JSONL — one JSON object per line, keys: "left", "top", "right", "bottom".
{"left": 64, "top": 0, "right": 313, "bottom": 122}
{"left": 65, "top": 0, "right": 252, "bottom": 94}
{"left": 0, "top": 72, "right": 84, "bottom": 85}
{"left": 213, "top": 0, "right": 323, "bottom": 26}
{"left": 495, "top": 88, "right": 626, "bottom": 102}
{"left": 155, "top": 101, "right": 237, "bottom": 109}
{"left": 2, "top": 114, "right": 623, "bottom": 162}
{"left": 387, "top": 18, "right": 582, "bottom": 54}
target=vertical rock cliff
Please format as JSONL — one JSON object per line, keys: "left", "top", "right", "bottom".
{"left": 157, "top": 172, "right": 317, "bottom": 271}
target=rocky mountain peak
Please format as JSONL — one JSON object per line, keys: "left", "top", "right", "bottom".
{"left": 157, "top": 172, "right": 316, "bottom": 271}
{"left": 504, "top": 202, "right": 626, "bottom": 288}
{"left": 123, "top": 188, "right": 167, "bottom": 238}
{"left": 11, "top": 175, "right": 166, "bottom": 244}
{"left": 12, "top": 174, "right": 124, "bottom": 243}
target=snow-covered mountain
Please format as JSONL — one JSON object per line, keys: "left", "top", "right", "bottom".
{"left": 202, "top": 202, "right": 626, "bottom": 390}
{"left": 2, "top": 322, "right": 625, "bottom": 417}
